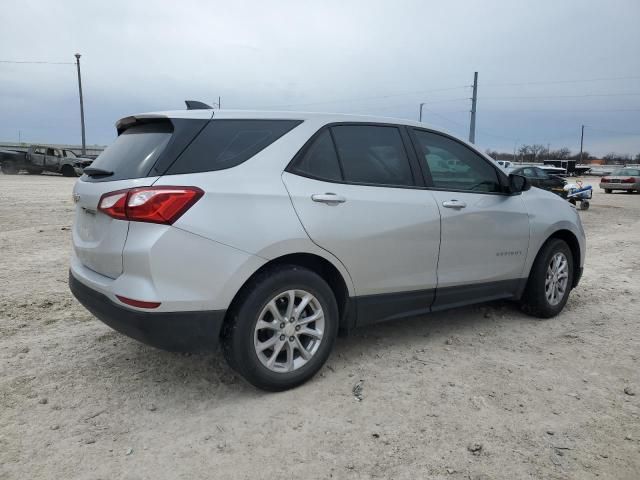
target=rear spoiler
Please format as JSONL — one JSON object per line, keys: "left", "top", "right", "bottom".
{"left": 115, "top": 100, "right": 214, "bottom": 134}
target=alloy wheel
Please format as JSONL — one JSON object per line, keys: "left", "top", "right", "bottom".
{"left": 253, "top": 289, "right": 325, "bottom": 373}
{"left": 545, "top": 252, "right": 569, "bottom": 306}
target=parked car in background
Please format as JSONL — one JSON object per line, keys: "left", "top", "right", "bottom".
{"left": 539, "top": 165, "right": 567, "bottom": 176}
{"left": 0, "top": 145, "right": 93, "bottom": 176}
{"left": 599, "top": 168, "right": 640, "bottom": 193}
{"left": 69, "top": 106, "right": 586, "bottom": 391}
{"left": 496, "top": 160, "right": 513, "bottom": 169}
{"left": 507, "top": 165, "right": 567, "bottom": 196}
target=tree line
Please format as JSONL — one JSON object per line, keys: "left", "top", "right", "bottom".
{"left": 485, "top": 144, "right": 640, "bottom": 164}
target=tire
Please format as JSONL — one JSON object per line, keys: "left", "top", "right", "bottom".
{"left": 604, "top": 189, "right": 612, "bottom": 194}
{"left": 61, "top": 165, "right": 76, "bottom": 177}
{"left": 222, "top": 265, "right": 339, "bottom": 391}
{"left": 1, "top": 162, "right": 19, "bottom": 174}
{"left": 520, "top": 238, "right": 574, "bottom": 319}
{"left": 26, "top": 168, "right": 43, "bottom": 175}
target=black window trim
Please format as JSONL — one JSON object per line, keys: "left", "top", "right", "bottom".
{"left": 286, "top": 122, "right": 425, "bottom": 189}
{"left": 406, "top": 126, "right": 515, "bottom": 196}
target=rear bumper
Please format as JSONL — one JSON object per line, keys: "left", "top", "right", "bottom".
{"left": 69, "top": 271, "right": 225, "bottom": 352}
{"left": 599, "top": 182, "right": 639, "bottom": 190}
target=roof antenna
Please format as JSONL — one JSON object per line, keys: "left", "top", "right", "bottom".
{"left": 185, "top": 100, "right": 212, "bottom": 110}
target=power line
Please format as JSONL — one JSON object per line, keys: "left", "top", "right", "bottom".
{"left": 481, "top": 74, "right": 640, "bottom": 88}
{"left": 257, "top": 85, "right": 470, "bottom": 109}
{"left": 0, "top": 60, "right": 74, "bottom": 65}
{"left": 585, "top": 126, "right": 640, "bottom": 136}
{"left": 481, "top": 92, "right": 640, "bottom": 100}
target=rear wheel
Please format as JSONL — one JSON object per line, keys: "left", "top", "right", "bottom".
{"left": 604, "top": 189, "right": 612, "bottom": 193}
{"left": 61, "top": 165, "right": 76, "bottom": 177}
{"left": 520, "top": 238, "right": 574, "bottom": 318}
{"left": 222, "top": 265, "right": 338, "bottom": 391}
{"left": 1, "top": 162, "right": 19, "bottom": 174}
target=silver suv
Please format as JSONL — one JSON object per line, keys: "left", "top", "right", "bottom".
{"left": 69, "top": 106, "right": 586, "bottom": 391}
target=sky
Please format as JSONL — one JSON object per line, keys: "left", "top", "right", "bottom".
{"left": 1, "top": 0, "right": 639, "bottom": 157}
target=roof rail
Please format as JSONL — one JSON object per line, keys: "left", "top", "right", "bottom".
{"left": 185, "top": 100, "right": 213, "bottom": 110}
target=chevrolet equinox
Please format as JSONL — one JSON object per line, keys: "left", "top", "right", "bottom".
{"left": 69, "top": 104, "right": 586, "bottom": 391}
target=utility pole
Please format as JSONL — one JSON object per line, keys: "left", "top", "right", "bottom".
{"left": 469, "top": 72, "right": 478, "bottom": 144}
{"left": 74, "top": 53, "right": 86, "bottom": 155}
{"left": 418, "top": 102, "right": 426, "bottom": 122}
{"left": 579, "top": 124, "right": 584, "bottom": 164}
{"left": 218, "top": 96, "right": 221, "bottom": 109}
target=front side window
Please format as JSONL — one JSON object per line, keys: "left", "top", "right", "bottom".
{"left": 412, "top": 129, "right": 502, "bottom": 193}
{"left": 330, "top": 125, "right": 414, "bottom": 186}
{"left": 534, "top": 168, "right": 549, "bottom": 179}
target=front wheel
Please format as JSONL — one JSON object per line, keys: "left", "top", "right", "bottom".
{"left": 520, "top": 239, "right": 574, "bottom": 318}
{"left": 222, "top": 265, "right": 339, "bottom": 391}
{"left": 604, "top": 189, "right": 612, "bottom": 193}
{"left": 61, "top": 165, "right": 76, "bottom": 177}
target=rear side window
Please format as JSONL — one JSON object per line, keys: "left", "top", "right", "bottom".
{"left": 88, "top": 123, "right": 173, "bottom": 181}
{"left": 294, "top": 130, "right": 342, "bottom": 181}
{"left": 331, "top": 125, "right": 414, "bottom": 186}
{"left": 166, "top": 120, "right": 301, "bottom": 175}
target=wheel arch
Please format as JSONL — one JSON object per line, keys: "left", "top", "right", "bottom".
{"left": 224, "top": 252, "right": 353, "bottom": 333}
{"left": 538, "top": 229, "right": 582, "bottom": 288}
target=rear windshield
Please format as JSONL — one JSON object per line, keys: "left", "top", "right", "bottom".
{"left": 165, "top": 119, "right": 301, "bottom": 175}
{"left": 88, "top": 123, "right": 172, "bottom": 181}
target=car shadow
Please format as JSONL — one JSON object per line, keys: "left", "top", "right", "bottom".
{"left": 75, "top": 298, "right": 534, "bottom": 400}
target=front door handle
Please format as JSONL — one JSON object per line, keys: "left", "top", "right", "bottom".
{"left": 442, "top": 200, "right": 467, "bottom": 209}
{"left": 311, "top": 193, "right": 346, "bottom": 204}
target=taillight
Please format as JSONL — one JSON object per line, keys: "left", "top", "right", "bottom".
{"left": 622, "top": 177, "right": 635, "bottom": 183}
{"left": 98, "top": 186, "right": 203, "bottom": 224}
{"left": 601, "top": 177, "right": 609, "bottom": 182}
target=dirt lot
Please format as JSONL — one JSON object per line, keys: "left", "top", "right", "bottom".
{"left": 1, "top": 173, "right": 638, "bottom": 480}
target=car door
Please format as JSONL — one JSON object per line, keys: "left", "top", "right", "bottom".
{"left": 30, "top": 147, "right": 46, "bottom": 167}
{"left": 520, "top": 167, "right": 542, "bottom": 188}
{"left": 409, "top": 128, "right": 530, "bottom": 309}
{"left": 534, "top": 167, "right": 559, "bottom": 191}
{"left": 282, "top": 124, "right": 441, "bottom": 325}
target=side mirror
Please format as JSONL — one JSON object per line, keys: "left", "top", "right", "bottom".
{"left": 509, "top": 173, "right": 531, "bottom": 193}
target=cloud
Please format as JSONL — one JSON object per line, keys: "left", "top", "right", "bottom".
{"left": 1, "top": 0, "right": 639, "bottom": 156}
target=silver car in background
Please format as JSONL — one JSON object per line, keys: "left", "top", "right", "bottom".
{"left": 600, "top": 168, "right": 640, "bottom": 193}
{"left": 69, "top": 106, "right": 586, "bottom": 391}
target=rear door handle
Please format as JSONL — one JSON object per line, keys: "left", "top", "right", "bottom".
{"left": 442, "top": 200, "right": 467, "bottom": 209}
{"left": 311, "top": 193, "right": 346, "bottom": 204}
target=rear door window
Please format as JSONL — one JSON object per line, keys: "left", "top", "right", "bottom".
{"left": 330, "top": 125, "right": 414, "bottom": 186}
{"left": 294, "top": 130, "right": 342, "bottom": 181}
{"left": 166, "top": 120, "right": 301, "bottom": 175}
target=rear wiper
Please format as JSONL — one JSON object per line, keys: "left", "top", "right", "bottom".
{"left": 83, "top": 167, "right": 114, "bottom": 177}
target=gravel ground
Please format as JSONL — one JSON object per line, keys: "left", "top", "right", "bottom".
{"left": 1, "top": 173, "right": 639, "bottom": 480}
